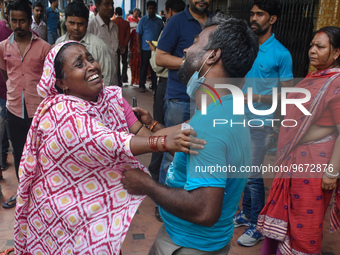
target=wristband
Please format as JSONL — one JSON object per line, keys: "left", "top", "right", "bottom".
{"left": 325, "top": 167, "right": 339, "bottom": 179}
{"left": 149, "top": 121, "right": 158, "bottom": 132}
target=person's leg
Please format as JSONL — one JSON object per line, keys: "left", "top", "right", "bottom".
{"left": 0, "top": 98, "right": 5, "bottom": 178}
{"left": 174, "top": 242, "right": 231, "bottom": 255}
{"left": 148, "top": 225, "right": 181, "bottom": 255}
{"left": 7, "top": 109, "right": 32, "bottom": 180}
{"left": 117, "top": 49, "right": 122, "bottom": 87}
{"left": 238, "top": 126, "right": 273, "bottom": 246}
{"left": 159, "top": 99, "right": 195, "bottom": 183}
{"left": 121, "top": 46, "right": 128, "bottom": 82}
{"left": 139, "top": 50, "right": 149, "bottom": 91}
{"left": 47, "top": 29, "right": 54, "bottom": 45}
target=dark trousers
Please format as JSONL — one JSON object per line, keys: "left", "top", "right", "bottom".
{"left": 117, "top": 46, "right": 129, "bottom": 86}
{"left": 7, "top": 108, "right": 32, "bottom": 180}
{"left": 140, "top": 50, "right": 157, "bottom": 89}
{"left": 148, "top": 77, "right": 167, "bottom": 182}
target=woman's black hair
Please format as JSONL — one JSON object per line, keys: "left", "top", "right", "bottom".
{"left": 54, "top": 42, "right": 82, "bottom": 93}
{"left": 315, "top": 26, "right": 340, "bottom": 65}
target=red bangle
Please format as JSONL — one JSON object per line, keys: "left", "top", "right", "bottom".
{"left": 149, "top": 121, "right": 158, "bottom": 132}
{"left": 148, "top": 136, "right": 160, "bottom": 152}
{"left": 161, "top": 135, "right": 168, "bottom": 152}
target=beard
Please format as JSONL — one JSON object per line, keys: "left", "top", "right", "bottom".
{"left": 251, "top": 21, "right": 270, "bottom": 36}
{"left": 189, "top": 0, "right": 209, "bottom": 15}
{"left": 178, "top": 50, "right": 205, "bottom": 85}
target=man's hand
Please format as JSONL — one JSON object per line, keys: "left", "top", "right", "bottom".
{"left": 121, "top": 169, "right": 154, "bottom": 195}
{"left": 146, "top": 40, "right": 156, "bottom": 51}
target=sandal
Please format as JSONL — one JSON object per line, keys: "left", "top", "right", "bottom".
{"left": 2, "top": 195, "right": 16, "bottom": 209}
{"left": 0, "top": 248, "right": 14, "bottom": 255}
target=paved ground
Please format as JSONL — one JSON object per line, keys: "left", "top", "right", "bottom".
{"left": 0, "top": 82, "right": 340, "bottom": 254}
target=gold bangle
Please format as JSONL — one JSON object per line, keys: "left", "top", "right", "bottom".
{"left": 149, "top": 121, "right": 158, "bottom": 132}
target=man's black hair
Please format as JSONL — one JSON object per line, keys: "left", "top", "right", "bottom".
{"left": 33, "top": 1, "right": 44, "bottom": 10}
{"left": 133, "top": 7, "right": 140, "bottom": 13}
{"left": 115, "top": 7, "right": 122, "bottom": 16}
{"left": 65, "top": 1, "right": 89, "bottom": 21}
{"left": 165, "top": 0, "right": 185, "bottom": 13}
{"left": 253, "top": 0, "right": 281, "bottom": 18}
{"left": 315, "top": 26, "right": 340, "bottom": 65}
{"left": 7, "top": 0, "right": 32, "bottom": 20}
{"left": 203, "top": 13, "right": 259, "bottom": 79}
{"left": 146, "top": 1, "right": 157, "bottom": 9}
{"left": 49, "top": 0, "right": 57, "bottom": 5}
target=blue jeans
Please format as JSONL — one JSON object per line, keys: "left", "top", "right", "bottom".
{"left": 0, "top": 98, "right": 6, "bottom": 166}
{"left": 242, "top": 125, "right": 273, "bottom": 225}
{"left": 159, "top": 99, "right": 195, "bottom": 184}
{"left": 47, "top": 30, "right": 59, "bottom": 45}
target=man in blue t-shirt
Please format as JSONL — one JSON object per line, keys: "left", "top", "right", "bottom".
{"left": 234, "top": 0, "right": 294, "bottom": 247}
{"left": 155, "top": 0, "right": 212, "bottom": 210}
{"left": 122, "top": 14, "right": 259, "bottom": 254}
{"left": 46, "top": 0, "right": 59, "bottom": 45}
{"left": 136, "top": 0, "right": 163, "bottom": 92}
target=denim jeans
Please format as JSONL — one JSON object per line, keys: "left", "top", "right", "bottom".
{"left": 47, "top": 30, "right": 59, "bottom": 45}
{"left": 159, "top": 99, "right": 195, "bottom": 184}
{"left": 242, "top": 125, "right": 273, "bottom": 225}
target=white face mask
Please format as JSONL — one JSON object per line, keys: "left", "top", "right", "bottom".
{"left": 186, "top": 50, "right": 214, "bottom": 99}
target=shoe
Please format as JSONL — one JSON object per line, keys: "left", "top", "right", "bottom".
{"left": 155, "top": 206, "right": 163, "bottom": 222}
{"left": 2, "top": 194, "right": 16, "bottom": 209}
{"left": 233, "top": 211, "right": 251, "bottom": 228}
{"left": 139, "top": 87, "right": 146, "bottom": 93}
{"left": 237, "top": 224, "right": 265, "bottom": 247}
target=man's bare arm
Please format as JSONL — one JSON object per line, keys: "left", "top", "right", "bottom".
{"left": 121, "top": 169, "right": 224, "bottom": 227}
{"left": 155, "top": 48, "right": 183, "bottom": 70}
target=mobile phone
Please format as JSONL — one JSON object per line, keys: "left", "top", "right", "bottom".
{"left": 132, "top": 97, "right": 140, "bottom": 120}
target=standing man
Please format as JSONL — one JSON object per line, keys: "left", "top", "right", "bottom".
{"left": 31, "top": 1, "right": 47, "bottom": 41}
{"left": 156, "top": 0, "right": 211, "bottom": 197}
{"left": 122, "top": 14, "right": 259, "bottom": 254}
{"left": 136, "top": 0, "right": 163, "bottom": 93}
{"left": 0, "top": 0, "right": 51, "bottom": 208}
{"left": 234, "top": 0, "right": 294, "bottom": 247}
{"left": 56, "top": 1, "right": 114, "bottom": 86}
{"left": 113, "top": 7, "right": 130, "bottom": 86}
{"left": 46, "top": 0, "right": 59, "bottom": 44}
{"left": 88, "top": 0, "right": 118, "bottom": 85}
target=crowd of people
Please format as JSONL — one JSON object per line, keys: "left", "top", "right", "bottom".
{"left": 0, "top": 0, "right": 340, "bottom": 254}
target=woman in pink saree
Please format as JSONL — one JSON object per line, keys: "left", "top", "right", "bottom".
{"left": 14, "top": 41, "right": 205, "bottom": 255}
{"left": 258, "top": 26, "right": 340, "bottom": 255}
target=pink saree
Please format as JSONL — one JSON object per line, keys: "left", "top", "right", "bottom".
{"left": 14, "top": 42, "right": 148, "bottom": 255}
{"left": 258, "top": 68, "right": 340, "bottom": 255}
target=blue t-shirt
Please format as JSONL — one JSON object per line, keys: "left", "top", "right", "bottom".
{"left": 46, "top": 7, "right": 59, "bottom": 34}
{"left": 157, "top": 5, "right": 209, "bottom": 102}
{"left": 160, "top": 95, "right": 250, "bottom": 251}
{"left": 242, "top": 34, "right": 293, "bottom": 126}
{"left": 136, "top": 14, "right": 163, "bottom": 51}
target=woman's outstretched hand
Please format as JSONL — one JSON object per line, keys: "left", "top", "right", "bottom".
{"left": 165, "top": 128, "right": 206, "bottom": 155}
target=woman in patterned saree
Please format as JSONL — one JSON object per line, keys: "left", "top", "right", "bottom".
{"left": 258, "top": 26, "right": 340, "bottom": 255}
{"left": 14, "top": 41, "right": 205, "bottom": 255}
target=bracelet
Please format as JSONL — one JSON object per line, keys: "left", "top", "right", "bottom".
{"left": 135, "top": 124, "right": 144, "bottom": 135}
{"left": 257, "top": 94, "right": 262, "bottom": 103}
{"left": 148, "top": 136, "right": 160, "bottom": 152}
{"left": 325, "top": 167, "right": 339, "bottom": 179}
{"left": 161, "top": 135, "right": 168, "bottom": 152}
{"left": 148, "top": 121, "right": 158, "bottom": 132}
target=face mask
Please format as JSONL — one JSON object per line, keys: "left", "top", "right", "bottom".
{"left": 186, "top": 50, "right": 214, "bottom": 99}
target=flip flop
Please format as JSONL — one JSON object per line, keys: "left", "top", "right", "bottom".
{"left": 0, "top": 248, "right": 14, "bottom": 255}
{"left": 2, "top": 195, "right": 16, "bottom": 209}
